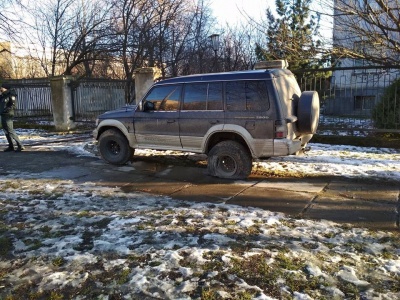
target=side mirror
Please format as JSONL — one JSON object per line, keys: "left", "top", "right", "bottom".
{"left": 143, "top": 101, "right": 155, "bottom": 112}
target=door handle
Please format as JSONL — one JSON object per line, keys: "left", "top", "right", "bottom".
{"left": 167, "top": 120, "right": 176, "bottom": 123}
{"left": 209, "top": 120, "right": 220, "bottom": 124}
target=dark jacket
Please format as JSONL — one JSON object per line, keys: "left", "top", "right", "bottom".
{"left": 0, "top": 89, "right": 17, "bottom": 117}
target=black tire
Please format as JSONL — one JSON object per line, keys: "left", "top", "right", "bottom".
{"left": 98, "top": 129, "right": 133, "bottom": 165}
{"left": 207, "top": 141, "right": 252, "bottom": 179}
{"left": 297, "top": 91, "right": 320, "bottom": 135}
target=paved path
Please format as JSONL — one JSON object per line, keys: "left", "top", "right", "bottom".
{"left": 1, "top": 146, "right": 398, "bottom": 231}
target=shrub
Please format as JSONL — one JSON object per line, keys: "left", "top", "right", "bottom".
{"left": 372, "top": 78, "right": 400, "bottom": 129}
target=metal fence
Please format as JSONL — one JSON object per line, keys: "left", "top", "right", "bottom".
{"left": 12, "top": 79, "right": 52, "bottom": 121}
{"left": 11, "top": 78, "right": 131, "bottom": 124}
{"left": 70, "top": 79, "right": 131, "bottom": 122}
{"left": 295, "top": 66, "right": 400, "bottom": 135}
{"left": 8, "top": 66, "right": 400, "bottom": 135}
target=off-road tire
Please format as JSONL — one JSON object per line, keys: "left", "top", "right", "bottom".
{"left": 297, "top": 91, "right": 320, "bottom": 134}
{"left": 207, "top": 140, "right": 252, "bottom": 179}
{"left": 98, "top": 129, "right": 133, "bottom": 165}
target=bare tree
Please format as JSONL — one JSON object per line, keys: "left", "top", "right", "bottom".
{"left": 0, "top": 0, "right": 22, "bottom": 38}
{"left": 218, "top": 23, "right": 259, "bottom": 72}
{"left": 110, "top": 0, "right": 219, "bottom": 80}
{"left": 25, "top": 0, "right": 115, "bottom": 77}
{"left": 321, "top": 0, "right": 399, "bottom": 66}
{"left": 162, "top": 0, "right": 219, "bottom": 76}
{"left": 62, "top": 0, "right": 116, "bottom": 77}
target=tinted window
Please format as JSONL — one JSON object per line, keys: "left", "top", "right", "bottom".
{"left": 207, "top": 83, "right": 223, "bottom": 110}
{"left": 226, "top": 80, "right": 269, "bottom": 111}
{"left": 226, "top": 81, "right": 246, "bottom": 111}
{"left": 143, "top": 85, "right": 181, "bottom": 111}
{"left": 246, "top": 81, "right": 269, "bottom": 111}
{"left": 183, "top": 84, "right": 207, "bottom": 110}
{"left": 183, "top": 83, "right": 223, "bottom": 110}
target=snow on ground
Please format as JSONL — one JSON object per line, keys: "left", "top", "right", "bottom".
{"left": 254, "top": 143, "right": 400, "bottom": 181}
{"left": 0, "top": 129, "right": 399, "bottom": 299}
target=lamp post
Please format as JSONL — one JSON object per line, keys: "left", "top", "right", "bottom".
{"left": 209, "top": 33, "right": 220, "bottom": 72}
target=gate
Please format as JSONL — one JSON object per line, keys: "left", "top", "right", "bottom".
{"left": 71, "top": 79, "right": 132, "bottom": 122}
{"left": 12, "top": 79, "right": 53, "bottom": 122}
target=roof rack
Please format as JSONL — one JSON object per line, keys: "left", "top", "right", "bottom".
{"left": 254, "top": 60, "right": 288, "bottom": 70}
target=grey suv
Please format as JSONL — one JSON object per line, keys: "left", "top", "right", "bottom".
{"left": 93, "top": 62, "right": 320, "bottom": 179}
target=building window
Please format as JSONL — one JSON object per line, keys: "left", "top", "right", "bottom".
{"left": 354, "top": 95, "right": 375, "bottom": 110}
{"left": 353, "top": 41, "right": 382, "bottom": 67}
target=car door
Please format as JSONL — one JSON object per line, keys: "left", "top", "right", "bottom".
{"left": 133, "top": 84, "right": 182, "bottom": 150}
{"left": 179, "top": 82, "right": 224, "bottom": 151}
{"left": 224, "top": 80, "right": 275, "bottom": 153}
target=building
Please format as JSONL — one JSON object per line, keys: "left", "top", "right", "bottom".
{"left": 329, "top": 0, "right": 399, "bottom": 116}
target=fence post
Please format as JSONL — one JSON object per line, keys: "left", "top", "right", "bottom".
{"left": 133, "top": 67, "right": 161, "bottom": 104}
{"left": 50, "top": 76, "right": 76, "bottom": 131}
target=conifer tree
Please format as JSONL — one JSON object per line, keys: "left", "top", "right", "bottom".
{"left": 255, "top": 0, "right": 323, "bottom": 70}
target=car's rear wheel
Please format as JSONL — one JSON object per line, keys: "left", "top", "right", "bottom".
{"left": 98, "top": 129, "right": 133, "bottom": 165}
{"left": 297, "top": 91, "right": 320, "bottom": 135}
{"left": 207, "top": 141, "right": 252, "bottom": 179}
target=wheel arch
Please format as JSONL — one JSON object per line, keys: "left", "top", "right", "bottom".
{"left": 95, "top": 120, "right": 135, "bottom": 147}
{"left": 203, "top": 125, "right": 254, "bottom": 157}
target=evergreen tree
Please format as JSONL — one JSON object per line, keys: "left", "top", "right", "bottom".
{"left": 256, "top": 0, "right": 323, "bottom": 70}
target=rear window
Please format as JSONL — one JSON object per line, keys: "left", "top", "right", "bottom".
{"left": 226, "top": 80, "right": 270, "bottom": 111}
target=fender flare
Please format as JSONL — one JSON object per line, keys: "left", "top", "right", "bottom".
{"left": 96, "top": 120, "right": 136, "bottom": 148}
{"left": 201, "top": 124, "right": 256, "bottom": 157}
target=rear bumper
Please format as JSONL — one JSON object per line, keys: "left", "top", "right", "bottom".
{"left": 252, "top": 138, "right": 302, "bottom": 158}
{"left": 273, "top": 139, "right": 302, "bottom": 156}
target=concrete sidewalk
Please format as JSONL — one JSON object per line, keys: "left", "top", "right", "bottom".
{"left": 1, "top": 147, "right": 398, "bottom": 231}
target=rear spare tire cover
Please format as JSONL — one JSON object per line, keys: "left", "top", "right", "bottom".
{"left": 297, "top": 91, "right": 320, "bottom": 134}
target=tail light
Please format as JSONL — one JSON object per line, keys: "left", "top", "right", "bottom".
{"left": 275, "top": 120, "right": 286, "bottom": 139}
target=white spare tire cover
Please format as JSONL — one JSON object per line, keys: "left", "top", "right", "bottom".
{"left": 297, "top": 91, "right": 320, "bottom": 134}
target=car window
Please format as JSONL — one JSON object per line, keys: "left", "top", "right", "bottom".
{"left": 182, "top": 82, "right": 223, "bottom": 110}
{"left": 183, "top": 83, "right": 207, "bottom": 110}
{"left": 246, "top": 81, "right": 269, "bottom": 111}
{"left": 226, "top": 80, "right": 269, "bottom": 111}
{"left": 207, "top": 83, "right": 223, "bottom": 110}
{"left": 143, "top": 85, "right": 181, "bottom": 111}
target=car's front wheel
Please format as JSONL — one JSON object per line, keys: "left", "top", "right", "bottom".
{"left": 207, "top": 141, "right": 252, "bottom": 179}
{"left": 98, "top": 129, "right": 133, "bottom": 165}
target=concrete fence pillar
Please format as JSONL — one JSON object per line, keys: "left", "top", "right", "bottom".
{"left": 134, "top": 67, "right": 161, "bottom": 104}
{"left": 50, "top": 76, "right": 76, "bottom": 131}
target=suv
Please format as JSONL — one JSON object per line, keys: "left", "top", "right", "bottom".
{"left": 93, "top": 61, "right": 320, "bottom": 179}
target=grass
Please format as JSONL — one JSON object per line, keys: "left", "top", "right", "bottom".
{"left": 0, "top": 162, "right": 399, "bottom": 299}
{"left": 52, "top": 257, "right": 66, "bottom": 267}
{"left": 0, "top": 236, "right": 13, "bottom": 257}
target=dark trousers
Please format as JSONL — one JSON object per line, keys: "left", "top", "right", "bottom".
{"left": 1, "top": 114, "right": 22, "bottom": 148}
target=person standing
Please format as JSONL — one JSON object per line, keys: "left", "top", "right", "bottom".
{"left": 0, "top": 83, "right": 24, "bottom": 152}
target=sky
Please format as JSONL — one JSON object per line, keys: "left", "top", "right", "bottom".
{"left": 209, "top": 0, "right": 333, "bottom": 41}
{"left": 0, "top": 129, "right": 399, "bottom": 298}
{"left": 209, "top": 0, "right": 269, "bottom": 25}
